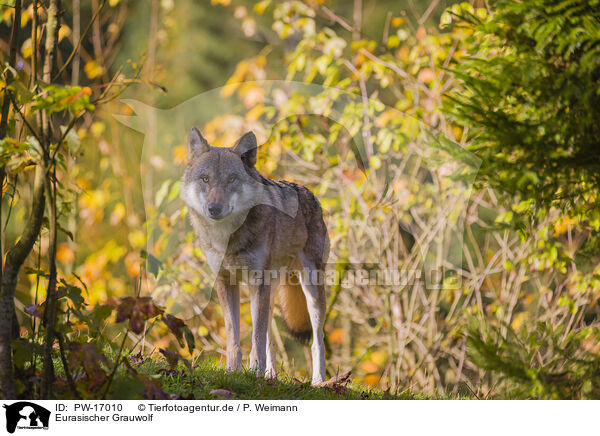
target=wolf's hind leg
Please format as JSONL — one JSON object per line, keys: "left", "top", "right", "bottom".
{"left": 299, "top": 253, "right": 327, "bottom": 385}
{"left": 215, "top": 278, "right": 241, "bottom": 371}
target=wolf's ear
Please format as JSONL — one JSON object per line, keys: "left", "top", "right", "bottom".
{"left": 188, "top": 127, "right": 210, "bottom": 156}
{"left": 232, "top": 131, "right": 257, "bottom": 166}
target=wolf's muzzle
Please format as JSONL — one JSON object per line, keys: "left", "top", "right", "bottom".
{"left": 208, "top": 202, "right": 223, "bottom": 218}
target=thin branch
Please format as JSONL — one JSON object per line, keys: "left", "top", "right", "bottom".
{"left": 53, "top": 0, "right": 107, "bottom": 81}
{"left": 382, "top": 11, "right": 392, "bottom": 44}
{"left": 352, "top": 0, "right": 362, "bottom": 41}
{"left": 0, "top": 0, "right": 22, "bottom": 140}
{"left": 30, "top": 0, "right": 38, "bottom": 87}
{"left": 50, "top": 113, "right": 81, "bottom": 162}
{"left": 93, "top": 56, "right": 146, "bottom": 105}
{"left": 418, "top": 0, "right": 440, "bottom": 25}
{"left": 318, "top": 5, "right": 354, "bottom": 32}
{"left": 71, "top": 0, "right": 80, "bottom": 86}
{"left": 56, "top": 331, "right": 82, "bottom": 399}
{"left": 40, "top": 0, "right": 61, "bottom": 400}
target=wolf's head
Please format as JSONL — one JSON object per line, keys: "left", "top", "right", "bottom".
{"left": 181, "top": 128, "right": 262, "bottom": 221}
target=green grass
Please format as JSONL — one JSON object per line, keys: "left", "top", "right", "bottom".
{"left": 48, "top": 352, "right": 451, "bottom": 400}
{"left": 132, "top": 358, "right": 438, "bottom": 400}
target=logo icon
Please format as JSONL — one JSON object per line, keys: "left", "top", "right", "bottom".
{"left": 2, "top": 402, "right": 50, "bottom": 433}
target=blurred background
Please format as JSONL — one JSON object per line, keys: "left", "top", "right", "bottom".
{"left": 2, "top": 0, "right": 600, "bottom": 399}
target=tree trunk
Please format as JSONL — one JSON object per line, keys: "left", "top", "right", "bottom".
{"left": 0, "top": 0, "right": 23, "bottom": 401}
{"left": 0, "top": 169, "right": 45, "bottom": 400}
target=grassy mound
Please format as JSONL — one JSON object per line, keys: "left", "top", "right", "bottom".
{"left": 134, "top": 359, "right": 433, "bottom": 400}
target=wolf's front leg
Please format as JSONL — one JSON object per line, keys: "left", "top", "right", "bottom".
{"left": 265, "top": 289, "right": 278, "bottom": 379}
{"left": 215, "top": 278, "right": 241, "bottom": 371}
{"left": 249, "top": 283, "right": 271, "bottom": 376}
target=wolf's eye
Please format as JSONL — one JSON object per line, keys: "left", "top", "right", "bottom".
{"left": 201, "top": 176, "right": 209, "bottom": 183}
{"left": 228, "top": 175, "right": 236, "bottom": 184}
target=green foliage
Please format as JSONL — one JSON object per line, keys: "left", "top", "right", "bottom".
{"left": 442, "top": 3, "right": 600, "bottom": 399}
{"left": 445, "top": 0, "right": 600, "bottom": 214}
{"left": 30, "top": 85, "right": 94, "bottom": 116}
{"left": 0, "top": 138, "right": 32, "bottom": 169}
{"left": 468, "top": 320, "right": 600, "bottom": 399}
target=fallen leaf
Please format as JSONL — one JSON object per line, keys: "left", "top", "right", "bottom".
{"left": 139, "top": 375, "right": 168, "bottom": 400}
{"left": 68, "top": 342, "right": 109, "bottom": 383}
{"left": 317, "top": 370, "right": 352, "bottom": 395}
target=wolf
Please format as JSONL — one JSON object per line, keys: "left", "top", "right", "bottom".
{"left": 180, "top": 127, "right": 329, "bottom": 385}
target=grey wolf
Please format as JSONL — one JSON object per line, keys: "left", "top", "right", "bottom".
{"left": 180, "top": 128, "right": 329, "bottom": 384}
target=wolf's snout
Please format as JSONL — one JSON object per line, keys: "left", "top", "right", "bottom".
{"left": 208, "top": 202, "right": 223, "bottom": 218}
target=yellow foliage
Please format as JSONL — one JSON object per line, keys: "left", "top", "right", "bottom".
{"left": 391, "top": 17, "right": 405, "bottom": 27}
{"left": 328, "top": 328, "right": 345, "bottom": 345}
{"left": 84, "top": 61, "right": 104, "bottom": 79}
{"left": 370, "top": 351, "right": 386, "bottom": 366}
{"left": 20, "top": 9, "right": 29, "bottom": 27}
{"left": 511, "top": 312, "right": 529, "bottom": 331}
{"left": 58, "top": 25, "right": 71, "bottom": 42}
{"left": 125, "top": 252, "right": 141, "bottom": 277}
{"left": 110, "top": 202, "right": 126, "bottom": 226}
{"left": 363, "top": 374, "right": 380, "bottom": 386}
{"left": 173, "top": 145, "right": 188, "bottom": 165}
{"left": 90, "top": 122, "right": 106, "bottom": 137}
{"left": 553, "top": 215, "right": 577, "bottom": 236}
{"left": 56, "top": 243, "right": 75, "bottom": 264}
{"left": 246, "top": 104, "right": 264, "bottom": 122}
{"left": 360, "top": 360, "right": 379, "bottom": 374}
{"left": 20, "top": 38, "right": 32, "bottom": 59}
{"left": 128, "top": 229, "right": 146, "bottom": 249}
{"left": 369, "top": 156, "right": 382, "bottom": 170}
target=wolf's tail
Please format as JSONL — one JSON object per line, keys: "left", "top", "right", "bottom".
{"left": 278, "top": 281, "right": 312, "bottom": 343}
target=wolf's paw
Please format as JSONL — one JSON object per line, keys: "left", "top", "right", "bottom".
{"left": 225, "top": 357, "right": 242, "bottom": 372}
{"left": 249, "top": 360, "right": 266, "bottom": 376}
{"left": 311, "top": 376, "right": 325, "bottom": 386}
{"left": 225, "top": 348, "right": 242, "bottom": 372}
{"left": 265, "top": 367, "right": 277, "bottom": 380}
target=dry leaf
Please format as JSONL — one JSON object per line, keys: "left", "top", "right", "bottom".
{"left": 317, "top": 370, "right": 352, "bottom": 394}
